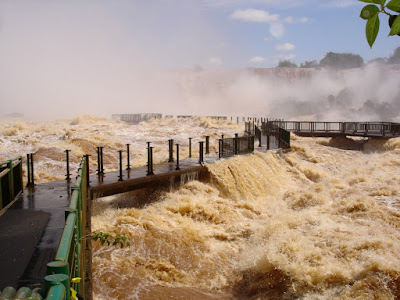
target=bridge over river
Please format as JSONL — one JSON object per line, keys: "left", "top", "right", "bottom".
{"left": 0, "top": 119, "right": 399, "bottom": 300}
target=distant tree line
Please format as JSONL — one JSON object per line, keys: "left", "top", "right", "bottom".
{"left": 277, "top": 46, "right": 400, "bottom": 69}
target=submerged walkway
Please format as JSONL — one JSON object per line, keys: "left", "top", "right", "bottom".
{"left": 0, "top": 156, "right": 217, "bottom": 292}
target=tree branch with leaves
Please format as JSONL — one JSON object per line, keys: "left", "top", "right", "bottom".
{"left": 359, "top": 0, "right": 400, "bottom": 47}
{"left": 91, "top": 232, "right": 131, "bottom": 248}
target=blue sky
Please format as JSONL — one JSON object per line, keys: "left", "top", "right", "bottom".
{"left": 1, "top": 0, "right": 399, "bottom": 69}
{"left": 1, "top": 0, "right": 399, "bottom": 119}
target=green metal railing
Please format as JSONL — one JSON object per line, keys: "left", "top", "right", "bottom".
{"left": 45, "top": 156, "right": 91, "bottom": 300}
{"left": 0, "top": 157, "right": 23, "bottom": 212}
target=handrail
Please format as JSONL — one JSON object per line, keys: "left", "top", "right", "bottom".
{"left": 219, "top": 135, "right": 255, "bottom": 158}
{"left": 0, "top": 156, "right": 23, "bottom": 213}
{"left": 45, "top": 156, "right": 90, "bottom": 300}
{"left": 46, "top": 284, "right": 66, "bottom": 300}
{"left": 55, "top": 213, "right": 76, "bottom": 263}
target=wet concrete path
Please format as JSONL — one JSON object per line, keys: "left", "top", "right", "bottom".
{"left": 0, "top": 156, "right": 218, "bottom": 291}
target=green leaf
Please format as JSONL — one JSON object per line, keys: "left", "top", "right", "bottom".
{"left": 360, "top": 5, "right": 380, "bottom": 19}
{"left": 359, "top": 0, "right": 385, "bottom": 3}
{"left": 389, "top": 15, "right": 400, "bottom": 34}
{"left": 387, "top": 0, "right": 400, "bottom": 12}
{"left": 366, "top": 14, "right": 380, "bottom": 47}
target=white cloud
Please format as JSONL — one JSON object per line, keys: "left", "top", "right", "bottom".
{"left": 320, "top": 0, "right": 358, "bottom": 8}
{"left": 249, "top": 56, "right": 266, "bottom": 63}
{"left": 208, "top": 57, "right": 222, "bottom": 65}
{"left": 284, "top": 16, "right": 310, "bottom": 24}
{"left": 275, "top": 42, "right": 295, "bottom": 51}
{"left": 269, "top": 22, "right": 285, "bottom": 38}
{"left": 275, "top": 53, "right": 296, "bottom": 61}
{"left": 230, "top": 9, "right": 279, "bottom": 23}
{"left": 202, "top": 0, "right": 308, "bottom": 9}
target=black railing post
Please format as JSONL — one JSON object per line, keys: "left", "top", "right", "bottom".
{"left": 237, "top": 117, "right": 239, "bottom": 124}
{"left": 31, "top": 153, "right": 35, "bottom": 186}
{"left": 205, "top": 136, "right": 210, "bottom": 154}
{"left": 199, "top": 142, "right": 204, "bottom": 164}
{"left": 168, "top": 139, "right": 174, "bottom": 162}
{"left": 189, "top": 138, "right": 192, "bottom": 158}
{"left": 26, "top": 154, "right": 31, "bottom": 186}
{"left": 65, "top": 150, "right": 71, "bottom": 180}
{"left": 85, "top": 154, "right": 90, "bottom": 187}
{"left": 147, "top": 142, "right": 154, "bottom": 176}
{"left": 96, "top": 147, "right": 100, "bottom": 174}
{"left": 278, "top": 129, "right": 282, "bottom": 149}
{"left": 118, "top": 150, "right": 123, "bottom": 181}
{"left": 126, "top": 144, "right": 131, "bottom": 170}
{"left": 234, "top": 133, "right": 239, "bottom": 155}
{"left": 219, "top": 139, "right": 222, "bottom": 159}
{"left": 100, "top": 147, "right": 104, "bottom": 174}
{"left": 7, "top": 160, "right": 14, "bottom": 200}
{"left": 150, "top": 147, "right": 154, "bottom": 175}
{"left": 221, "top": 135, "right": 224, "bottom": 158}
{"left": 267, "top": 134, "right": 270, "bottom": 150}
{"left": 175, "top": 144, "right": 180, "bottom": 170}
{"left": 28, "top": 153, "right": 34, "bottom": 186}
{"left": 97, "top": 147, "right": 104, "bottom": 175}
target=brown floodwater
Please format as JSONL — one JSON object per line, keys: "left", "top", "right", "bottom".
{"left": 1, "top": 116, "right": 400, "bottom": 299}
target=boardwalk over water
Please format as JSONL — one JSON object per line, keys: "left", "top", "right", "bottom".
{"left": 264, "top": 121, "right": 400, "bottom": 138}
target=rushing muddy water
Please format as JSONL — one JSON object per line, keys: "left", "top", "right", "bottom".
{"left": 1, "top": 116, "right": 400, "bottom": 299}
{"left": 0, "top": 115, "right": 240, "bottom": 183}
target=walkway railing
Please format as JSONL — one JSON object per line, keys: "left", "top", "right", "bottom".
{"left": 219, "top": 135, "right": 255, "bottom": 158}
{"left": 45, "top": 155, "right": 91, "bottom": 300}
{"left": 254, "top": 121, "right": 291, "bottom": 150}
{"left": 266, "top": 121, "right": 400, "bottom": 138}
{"left": 0, "top": 157, "right": 23, "bottom": 212}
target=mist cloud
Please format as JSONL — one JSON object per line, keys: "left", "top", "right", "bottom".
{"left": 1, "top": 1, "right": 399, "bottom": 123}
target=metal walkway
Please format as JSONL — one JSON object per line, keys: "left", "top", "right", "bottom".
{"left": 263, "top": 121, "right": 400, "bottom": 138}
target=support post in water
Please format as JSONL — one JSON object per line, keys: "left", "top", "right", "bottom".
{"left": 189, "top": 138, "right": 192, "bottom": 158}
{"left": 65, "top": 150, "right": 71, "bottom": 180}
{"left": 168, "top": 139, "right": 174, "bottom": 162}
{"left": 234, "top": 133, "right": 239, "bottom": 155}
{"left": 126, "top": 144, "right": 131, "bottom": 170}
{"left": 205, "top": 136, "right": 210, "bottom": 154}
{"left": 175, "top": 144, "right": 180, "bottom": 170}
{"left": 147, "top": 142, "right": 154, "bottom": 176}
{"left": 199, "top": 141, "right": 204, "bottom": 164}
{"left": 118, "top": 150, "right": 123, "bottom": 181}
